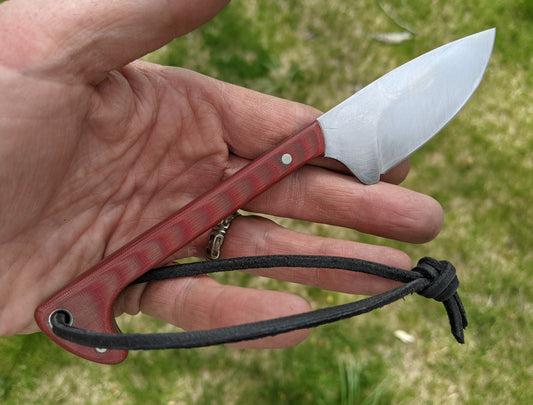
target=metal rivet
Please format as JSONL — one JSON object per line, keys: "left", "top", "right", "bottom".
{"left": 281, "top": 153, "right": 293, "bottom": 165}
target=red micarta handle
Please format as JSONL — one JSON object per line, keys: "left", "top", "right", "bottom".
{"left": 35, "top": 121, "right": 325, "bottom": 363}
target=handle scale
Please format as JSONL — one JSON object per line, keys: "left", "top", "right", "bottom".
{"left": 35, "top": 121, "right": 325, "bottom": 364}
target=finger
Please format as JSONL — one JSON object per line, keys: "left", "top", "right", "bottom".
{"left": 380, "top": 158, "right": 411, "bottom": 184}
{"left": 115, "top": 275, "right": 312, "bottom": 349}
{"left": 0, "top": 0, "right": 229, "bottom": 81}
{"left": 223, "top": 160, "right": 443, "bottom": 244}
{"left": 217, "top": 215, "right": 409, "bottom": 296}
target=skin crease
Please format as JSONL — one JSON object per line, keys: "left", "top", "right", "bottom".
{"left": 0, "top": 0, "right": 443, "bottom": 348}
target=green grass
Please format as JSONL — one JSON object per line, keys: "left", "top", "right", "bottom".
{"left": 1, "top": 0, "right": 532, "bottom": 403}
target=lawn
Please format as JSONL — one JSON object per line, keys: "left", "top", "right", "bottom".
{"left": 1, "top": 0, "right": 531, "bottom": 404}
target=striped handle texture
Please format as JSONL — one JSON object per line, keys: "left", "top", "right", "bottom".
{"left": 35, "top": 121, "right": 325, "bottom": 363}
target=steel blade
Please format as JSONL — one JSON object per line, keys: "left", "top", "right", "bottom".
{"left": 317, "top": 29, "right": 495, "bottom": 184}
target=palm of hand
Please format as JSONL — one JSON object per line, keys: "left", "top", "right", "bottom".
{"left": 0, "top": 56, "right": 320, "bottom": 336}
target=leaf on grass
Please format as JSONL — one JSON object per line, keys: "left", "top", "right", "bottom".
{"left": 393, "top": 330, "right": 416, "bottom": 343}
{"left": 373, "top": 32, "right": 413, "bottom": 44}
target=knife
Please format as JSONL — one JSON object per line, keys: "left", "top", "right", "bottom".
{"left": 35, "top": 29, "right": 495, "bottom": 364}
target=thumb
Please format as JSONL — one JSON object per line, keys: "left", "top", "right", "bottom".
{"left": 0, "top": 0, "right": 230, "bottom": 82}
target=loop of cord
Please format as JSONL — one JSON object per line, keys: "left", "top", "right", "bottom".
{"left": 51, "top": 255, "right": 467, "bottom": 350}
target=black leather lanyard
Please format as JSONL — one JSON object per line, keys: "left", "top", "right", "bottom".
{"left": 50, "top": 255, "right": 467, "bottom": 350}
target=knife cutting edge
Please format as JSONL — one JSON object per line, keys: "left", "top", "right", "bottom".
{"left": 35, "top": 29, "right": 495, "bottom": 363}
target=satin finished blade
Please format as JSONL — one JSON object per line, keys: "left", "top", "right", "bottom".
{"left": 317, "top": 28, "right": 495, "bottom": 184}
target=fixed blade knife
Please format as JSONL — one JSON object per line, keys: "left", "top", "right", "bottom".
{"left": 35, "top": 29, "right": 495, "bottom": 363}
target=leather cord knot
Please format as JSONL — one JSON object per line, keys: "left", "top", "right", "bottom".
{"left": 414, "top": 257, "right": 459, "bottom": 302}
{"left": 413, "top": 257, "right": 468, "bottom": 343}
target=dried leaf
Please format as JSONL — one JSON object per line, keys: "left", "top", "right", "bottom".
{"left": 373, "top": 32, "right": 413, "bottom": 44}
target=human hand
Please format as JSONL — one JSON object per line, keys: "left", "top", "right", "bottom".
{"left": 0, "top": 0, "right": 442, "bottom": 347}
